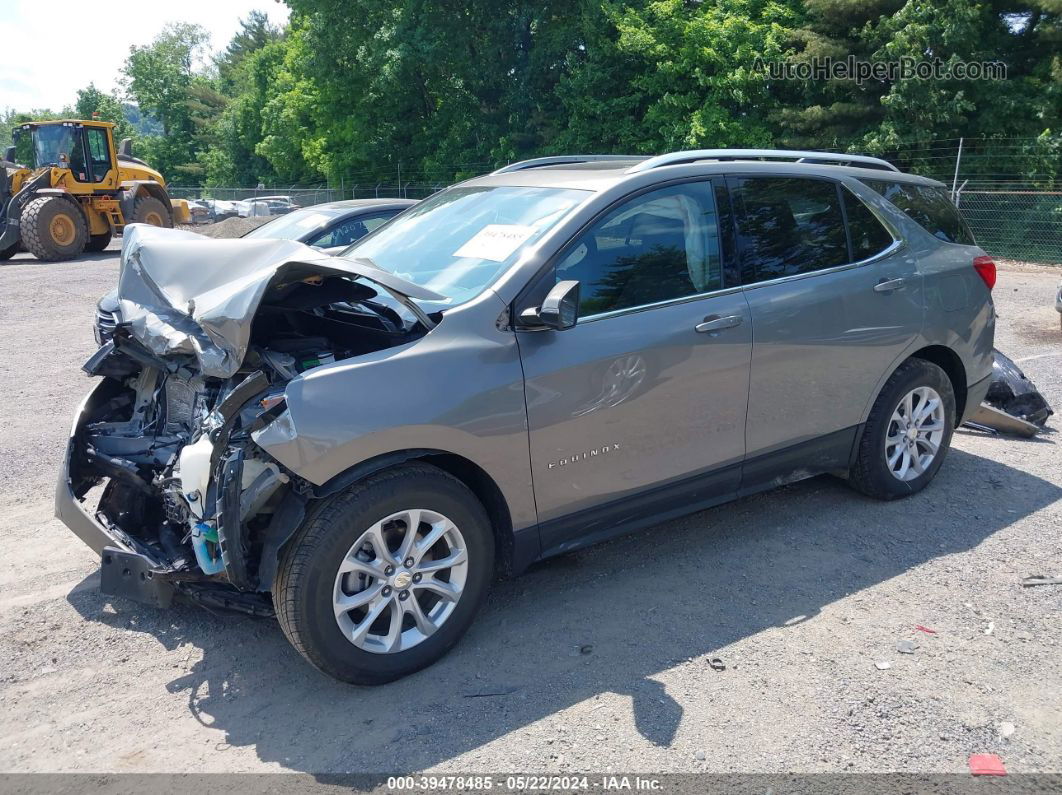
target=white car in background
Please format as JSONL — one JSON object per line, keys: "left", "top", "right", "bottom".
{"left": 202, "top": 199, "right": 239, "bottom": 221}
{"left": 236, "top": 195, "right": 299, "bottom": 218}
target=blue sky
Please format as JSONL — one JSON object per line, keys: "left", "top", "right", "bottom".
{"left": 1, "top": 0, "right": 290, "bottom": 112}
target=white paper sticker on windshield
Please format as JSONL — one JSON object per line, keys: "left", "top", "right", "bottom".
{"left": 453, "top": 224, "right": 537, "bottom": 262}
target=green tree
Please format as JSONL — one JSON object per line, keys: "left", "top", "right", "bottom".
{"left": 121, "top": 23, "right": 222, "bottom": 179}
{"left": 769, "top": 0, "right": 1061, "bottom": 151}
{"left": 576, "top": 0, "right": 803, "bottom": 151}
{"left": 217, "top": 10, "right": 282, "bottom": 94}
{"left": 74, "top": 84, "right": 135, "bottom": 141}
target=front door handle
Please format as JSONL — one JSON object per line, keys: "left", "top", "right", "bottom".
{"left": 695, "top": 314, "right": 743, "bottom": 333}
{"left": 874, "top": 277, "right": 906, "bottom": 293}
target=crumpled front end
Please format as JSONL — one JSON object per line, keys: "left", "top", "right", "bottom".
{"left": 56, "top": 225, "right": 438, "bottom": 612}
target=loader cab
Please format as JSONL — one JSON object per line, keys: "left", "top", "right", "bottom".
{"left": 12, "top": 121, "right": 117, "bottom": 190}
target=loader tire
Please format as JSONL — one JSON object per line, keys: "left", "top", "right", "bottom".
{"left": 85, "top": 231, "right": 112, "bottom": 252}
{"left": 131, "top": 195, "right": 172, "bottom": 228}
{"left": 21, "top": 196, "right": 88, "bottom": 261}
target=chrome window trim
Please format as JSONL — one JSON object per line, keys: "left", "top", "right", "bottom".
{"left": 739, "top": 238, "right": 904, "bottom": 293}
{"left": 578, "top": 284, "right": 745, "bottom": 324}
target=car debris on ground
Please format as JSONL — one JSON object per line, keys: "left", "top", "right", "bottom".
{"left": 965, "top": 349, "right": 1054, "bottom": 437}
{"left": 1021, "top": 574, "right": 1062, "bottom": 587}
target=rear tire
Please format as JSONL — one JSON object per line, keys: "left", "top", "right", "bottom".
{"left": 848, "top": 358, "right": 956, "bottom": 500}
{"left": 131, "top": 195, "right": 172, "bottom": 228}
{"left": 275, "top": 464, "right": 494, "bottom": 684}
{"left": 20, "top": 196, "right": 88, "bottom": 261}
{"left": 85, "top": 231, "right": 112, "bottom": 252}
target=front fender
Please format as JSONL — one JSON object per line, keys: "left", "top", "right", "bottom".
{"left": 252, "top": 295, "right": 537, "bottom": 531}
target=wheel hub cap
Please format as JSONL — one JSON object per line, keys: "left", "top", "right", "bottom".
{"left": 332, "top": 508, "right": 468, "bottom": 654}
{"left": 51, "top": 215, "right": 75, "bottom": 245}
{"left": 885, "top": 385, "right": 946, "bottom": 482}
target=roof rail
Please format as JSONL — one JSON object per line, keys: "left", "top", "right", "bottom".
{"left": 492, "top": 155, "right": 647, "bottom": 174}
{"left": 626, "top": 149, "right": 899, "bottom": 174}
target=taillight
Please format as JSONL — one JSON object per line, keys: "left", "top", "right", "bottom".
{"left": 973, "top": 255, "right": 996, "bottom": 290}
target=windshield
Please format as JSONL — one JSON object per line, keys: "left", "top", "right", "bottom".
{"left": 341, "top": 186, "right": 589, "bottom": 305}
{"left": 14, "top": 125, "right": 80, "bottom": 169}
{"left": 244, "top": 207, "right": 340, "bottom": 240}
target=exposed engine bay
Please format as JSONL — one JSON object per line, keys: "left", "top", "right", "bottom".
{"left": 59, "top": 225, "right": 442, "bottom": 613}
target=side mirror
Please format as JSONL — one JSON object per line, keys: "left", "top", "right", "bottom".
{"left": 118, "top": 138, "right": 133, "bottom": 158}
{"left": 519, "top": 280, "right": 580, "bottom": 330}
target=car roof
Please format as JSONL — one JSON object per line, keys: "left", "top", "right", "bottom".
{"left": 462, "top": 155, "right": 945, "bottom": 192}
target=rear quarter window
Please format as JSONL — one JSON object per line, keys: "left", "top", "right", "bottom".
{"left": 862, "top": 180, "right": 976, "bottom": 245}
{"left": 843, "top": 189, "right": 895, "bottom": 261}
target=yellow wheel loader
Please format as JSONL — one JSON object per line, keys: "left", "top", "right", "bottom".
{"left": 0, "top": 120, "right": 190, "bottom": 261}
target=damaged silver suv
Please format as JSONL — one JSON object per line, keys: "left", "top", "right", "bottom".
{"left": 58, "top": 150, "right": 996, "bottom": 684}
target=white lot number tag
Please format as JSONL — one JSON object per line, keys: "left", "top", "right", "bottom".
{"left": 453, "top": 224, "right": 537, "bottom": 262}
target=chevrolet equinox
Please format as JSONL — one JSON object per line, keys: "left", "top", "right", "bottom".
{"left": 58, "top": 149, "right": 996, "bottom": 683}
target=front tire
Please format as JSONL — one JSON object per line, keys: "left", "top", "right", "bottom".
{"left": 20, "top": 196, "right": 88, "bottom": 261}
{"left": 848, "top": 359, "right": 956, "bottom": 500}
{"left": 275, "top": 464, "right": 494, "bottom": 684}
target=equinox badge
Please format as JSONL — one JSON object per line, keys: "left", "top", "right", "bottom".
{"left": 547, "top": 443, "right": 621, "bottom": 469}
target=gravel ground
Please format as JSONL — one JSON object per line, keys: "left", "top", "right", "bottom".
{"left": 0, "top": 248, "right": 1059, "bottom": 775}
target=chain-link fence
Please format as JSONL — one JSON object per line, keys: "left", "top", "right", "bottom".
{"left": 168, "top": 186, "right": 347, "bottom": 206}
{"left": 171, "top": 137, "right": 1061, "bottom": 263}
{"left": 956, "top": 189, "right": 1062, "bottom": 264}
{"left": 169, "top": 182, "right": 446, "bottom": 205}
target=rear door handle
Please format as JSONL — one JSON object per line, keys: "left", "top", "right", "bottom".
{"left": 874, "top": 277, "right": 906, "bottom": 293}
{"left": 695, "top": 314, "right": 743, "bottom": 333}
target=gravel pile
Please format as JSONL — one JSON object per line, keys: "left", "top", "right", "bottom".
{"left": 178, "top": 217, "right": 271, "bottom": 238}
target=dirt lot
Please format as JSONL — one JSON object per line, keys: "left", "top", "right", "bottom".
{"left": 0, "top": 246, "right": 1059, "bottom": 776}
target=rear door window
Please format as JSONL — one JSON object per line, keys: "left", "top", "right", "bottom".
{"left": 861, "top": 180, "right": 975, "bottom": 245}
{"left": 843, "top": 189, "right": 895, "bottom": 261}
{"left": 730, "top": 177, "right": 848, "bottom": 281}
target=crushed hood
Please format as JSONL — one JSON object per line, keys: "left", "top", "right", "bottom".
{"left": 115, "top": 224, "right": 444, "bottom": 379}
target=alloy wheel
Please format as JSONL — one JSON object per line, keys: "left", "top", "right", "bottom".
{"left": 332, "top": 509, "right": 468, "bottom": 654}
{"left": 885, "top": 386, "right": 946, "bottom": 481}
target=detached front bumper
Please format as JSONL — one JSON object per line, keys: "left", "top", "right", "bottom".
{"left": 55, "top": 380, "right": 178, "bottom": 606}
{"left": 54, "top": 380, "right": 133, "bottom": 556}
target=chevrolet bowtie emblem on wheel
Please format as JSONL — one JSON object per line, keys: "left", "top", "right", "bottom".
{"left": 547, "top": 443, "right": 621, "bottom": 469}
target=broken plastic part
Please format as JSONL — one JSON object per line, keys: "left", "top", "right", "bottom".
{"left": 965, "top": 348, "right": 1053, "bottom": 436}
{"left": 190, "top": 522, "right": 225, "bottom": 575}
